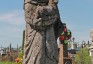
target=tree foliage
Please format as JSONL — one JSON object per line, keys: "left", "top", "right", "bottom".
{"left": 75, "top": 47, "right": 91, "bottom": 64}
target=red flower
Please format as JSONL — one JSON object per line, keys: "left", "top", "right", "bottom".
{"left": 59, "top": 36, "right": 64, "bottom": 41}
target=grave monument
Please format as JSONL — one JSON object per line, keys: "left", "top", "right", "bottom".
{"left": 23, "top": 0, "right": 63, "bottom": 64}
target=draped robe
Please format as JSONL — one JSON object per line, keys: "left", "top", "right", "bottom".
{"left": 23, "top": 0, "right": 63, "bottom": 64}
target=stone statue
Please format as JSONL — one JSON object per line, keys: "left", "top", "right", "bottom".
{"left": 23, "top": 0, "right": 63, "bottom": 64}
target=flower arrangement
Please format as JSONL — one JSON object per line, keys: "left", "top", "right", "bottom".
{"left": 15, "top": 57, "right": 22, "bottom": 64}
{"left": 59, "top": 25, "right": 72, "bottom": 45}
{"left": 15, "top": 51, "right": 23, "bottom": 64}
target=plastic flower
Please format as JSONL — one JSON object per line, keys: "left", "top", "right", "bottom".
{"left": 15, "top": 57, "right": 22, "bottom": 64}
{"left": 59, "top": 36, "right": 65, "bottom": 41}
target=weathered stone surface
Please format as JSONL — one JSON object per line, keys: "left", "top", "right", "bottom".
{"left": 23, "top": 0, "right": 63, "bottom": 64}
{"left": 24, "top": 0, "right": 48, "bottom": 4}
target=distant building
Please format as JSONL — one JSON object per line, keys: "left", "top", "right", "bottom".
{"left": 0, "top": 49, "right": 7, "bottom": 57}
{"left": 0, "top": 47, "right": 18, "bottom": 57}
{"left": 68, "top": 41, "right": 80, "bottom": 61}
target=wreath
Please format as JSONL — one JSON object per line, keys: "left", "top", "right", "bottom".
{"left": 59, "top": 27, "right": 72, "bottom": 45}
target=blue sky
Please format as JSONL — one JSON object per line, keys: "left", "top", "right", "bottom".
{"left": 0, "top": 0, "right": 93, "bottom": 47}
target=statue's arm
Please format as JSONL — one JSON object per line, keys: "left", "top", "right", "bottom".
{"left": 35, "top": 0, "right": 59, "bottom": 26}
{"left": 24, "top": 0, "right": 59, "bottom": 27}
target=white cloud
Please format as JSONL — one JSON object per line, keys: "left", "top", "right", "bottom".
{"left": 0, "top": 10, "right": 26, "bottom": 47}
{"left": 0, "top": 10, "right": 25, "bottom": 37}
{"left": 0, "top": 10, "right": 25, "bottom": 25}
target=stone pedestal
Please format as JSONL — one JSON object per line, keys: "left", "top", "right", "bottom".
{"left": 90, "top": 29, "right": 93, "bottom": 64}
{"left": 59, "top": 44, "right": 63, "bottom": 64}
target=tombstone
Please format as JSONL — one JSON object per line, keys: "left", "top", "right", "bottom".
{"left": 89, "top": 29, "right": 93, "bottom": 64}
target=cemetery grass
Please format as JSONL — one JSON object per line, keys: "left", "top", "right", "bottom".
{"left": 0, "top": 61, "right": 16, "bottom": 64}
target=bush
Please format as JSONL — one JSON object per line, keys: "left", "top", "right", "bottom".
{"left": 75, "top": 47, "right": 91, "bottom": 64}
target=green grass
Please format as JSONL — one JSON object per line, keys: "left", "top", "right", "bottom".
{"left": 0, "top": 61, "right": 16, "bottom": 64}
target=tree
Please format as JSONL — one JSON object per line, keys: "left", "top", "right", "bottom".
{"left": 75, "top": 47, "right": 91, "bottom": 64}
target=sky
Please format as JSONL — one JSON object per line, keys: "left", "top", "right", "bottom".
{"left": 0, "top": 0, "right": 93, "bottom": 48}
